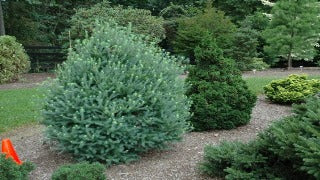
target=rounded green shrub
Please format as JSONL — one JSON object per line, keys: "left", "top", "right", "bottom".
{"left": 186, "top": 32, "right": 256, "bottom": 131}
{"left": 42, "top": 22, "right": 190, "bottom": 165}
{"left": 200, "top": 96, "right": 320, "bottom": 179}
{"left": 52, "top": 162, "right": 106, "bottom": 180}
{"left": 0, "top": 154, "right": 34, "bottom": 180}
{"left": 0, "top": 35, "right": 30, "bottom": 84}
{"left": 60, "top": 1, "right": 165, "bottom": 47}
{"left": 264, "top": 74, "right": 320, "bottom": 104}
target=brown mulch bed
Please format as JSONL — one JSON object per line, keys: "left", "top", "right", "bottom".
{"left": 0, "top": 96, "right": 291, "bottom": 180}
{"left": 0, "top": 73, "right": 55, "bottom": 90}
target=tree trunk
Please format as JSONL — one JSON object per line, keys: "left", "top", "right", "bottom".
{"left": 0, "top": 1, "right": 5, "bottom": 36}
{"left": 288, "top": 52, "right": 292, "bottom": 70}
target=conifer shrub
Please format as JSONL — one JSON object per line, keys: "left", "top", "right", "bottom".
{"left": 200, "top": 96, "right": 320, "bottom": 179}
{"left": 51, "top": 162, "right": 106, "bottom": 180}
{"left": 264, "top": 74, "right": 320, "bottom": 104}
{"left": 186, "top": 32, "right": 256, "bottom": 131}
{"left": 42, "top": 22, "right": 190, "bottom": 165}
{"left": 0, "top": 154, "right": 34, "bottom": 180}
{"left": 0, "top": 35, "right": 30, "bottom": 84}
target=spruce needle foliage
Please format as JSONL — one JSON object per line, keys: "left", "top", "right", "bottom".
{"left": 186, "top": 32, "right": 256, "bottom": 131}
{"left": 200, "top": 96, "right": 320, "bottom": 179}
{"left": 42, "top": 22, "right": 191, "bottom": 165}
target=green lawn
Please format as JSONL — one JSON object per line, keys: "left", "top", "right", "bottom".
{"left": 245, "top": 75, "right": 320, "bottom": 95}
{"left": 0, "top": 88, "right": 44, "bottom": 133}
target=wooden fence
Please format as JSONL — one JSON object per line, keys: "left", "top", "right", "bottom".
{"left": 24, "top": 46, "right": 67, "bottom": 72}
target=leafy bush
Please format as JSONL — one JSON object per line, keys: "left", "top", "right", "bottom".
{"left": 186, "top": 32, "right": 256, "bottom": 131}
{"left": 61, "top": 1, "right": 165, "bottom": 47}
{"left": 264, "top": 74, "right": 320, "bottom": 104}
{"left": 0, "top": 154, "right": 34, "bottom": 180}
{"left": 172, "top": 3, "right": 236, "bottom": 63}
{"left": 238, "top": 58, "right": 270, "bottom": 71}
{"left": 43, "top": 22, "right": 190, "bottom": 165}
{"left": 0, "top": 35, "right": 30, "bottom": 84}
{"left": 51, "top": 162, "right": 106, "bottom": 180}
{"left": 200, "top": 96, "right": 320, "bottom": 179}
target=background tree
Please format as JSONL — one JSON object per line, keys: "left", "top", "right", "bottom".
{"left": 172, "top": 3, "right": 236, "bottom": 63}
{"left": 262, "top": 0, "right": 320, "bottom": 69}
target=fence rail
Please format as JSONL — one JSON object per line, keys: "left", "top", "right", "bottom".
{"left": 24, "top": 46, "right": 67, "bottom": 72}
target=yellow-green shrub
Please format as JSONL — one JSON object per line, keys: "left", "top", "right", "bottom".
{"left": 264, "top": 74, "right": 320, "bottom": 104}
{"left": 0, "top": 36, "right": 30, "bottom": 84}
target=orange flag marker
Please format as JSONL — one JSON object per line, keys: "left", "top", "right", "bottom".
{"left": 1, "top": 138, "right": 23, "bottom": 165}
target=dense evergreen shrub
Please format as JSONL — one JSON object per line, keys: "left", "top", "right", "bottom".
{"left": 200, "top": 96, "right": 320, "bottom": 179}
{"left": 0, "top": 35, "right": 30, "bottom": 84}
{"left": 0, "top": 154, "right": 34, "bottom": 180}
{"left": 186, "top": 32, "right": 256, "bottom": 131}
{"left": 51, "top": 162, "right": 106, "bottom": 180}
{"left": 43, "top": 22, "right": 190, "bottom": 165}
{"left": 172, "top": 3, "right": 236, "bottom": 63}
{"left": 264, "top": 74, "right": 320, "bottom": 104}
{"left": 61, "top": 1, "right": 165, "bottom": 46}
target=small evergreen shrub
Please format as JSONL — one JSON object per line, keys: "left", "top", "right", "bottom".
{"left": 186, "top": 32, "right": 256, "bottom": 131}
{"left": 0, "top": 35, "right": 30, "bottom": 84}
{"left": 43, "top": 22, "right": 190, "bottom": 165}
{"left": 61, "top": 1, "right": 165, "bottom": 46}
{"left": 264, "top": 74, "right": 320, "bottom": 104}
{"left": 200, "top": 96, "right": 320, "bottom": 179}
{"left": 51, "top": 162, "right": 106, "bottom": 180}
{"left": 0, "top": 154, "right": 34, "bottom": 180}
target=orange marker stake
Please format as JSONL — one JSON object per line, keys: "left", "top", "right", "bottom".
{"left": 1, "top": 139, "right": 23, "bottom": 165}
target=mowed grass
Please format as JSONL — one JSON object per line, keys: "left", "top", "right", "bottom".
{"left": 0, "top": 88, "right": 44, "bottom": 133}
{"left": 245, "top": 75, "right": 320, "bottom": 95}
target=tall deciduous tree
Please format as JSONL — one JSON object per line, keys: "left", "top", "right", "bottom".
{"left": 262, "top": 0, "right": 320, "bottom": 69}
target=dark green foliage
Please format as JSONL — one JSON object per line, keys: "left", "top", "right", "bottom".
{"left": 172, "top": 3, "right": 236, "bottom": 64}
{"left": 0, "top": 154, "right": 35, "bottom": 180}
{"left": 61, "top": 1, "right": 165, "bottom": 47}
{"left": 42, "top": 22, "right": 190, "bottom": 165}
{"left": 264, "top": 74, "right": 320, "bottom": 104}
{"left": 212, "top": 0, "right": 265, "bottom": 23}
{"left": 186, "top": 32, "right": 256, "bottom": 131}
{"left": 107, "top": 0, "right": 199, "bottom": 14}
{"left": 51, "top": 162, "right": 106, "bottom": 180}
{"left": 0, "top": 35, "right": 30, "bottom": 84}
{"left": 200, "top": 96, "right": 320, "bottom": 179}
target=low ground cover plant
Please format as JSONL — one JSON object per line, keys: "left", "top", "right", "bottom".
{"left": 42, "top": 22, "right": 190, "bottom": 165}
{"left": 0, "top": 154, "right": 34, "bottom": 180}
{"left": 200, "top": 96, "right": 320, "bottom": 179}
{"left": 186, "top": 32, "right": 256, "bottom": 131}
{"left": 264, "top": 74, "right": 320, "bottom": 104}
{"left": 51, "top": 162, "right": 106, "bottom": 180}
{"left": 0, "top": 35, "right": 30, "bottom": 84}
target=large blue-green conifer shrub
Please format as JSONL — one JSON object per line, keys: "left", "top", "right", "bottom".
{"left": 42, "top": 22, "right": 191, "bottom": 165}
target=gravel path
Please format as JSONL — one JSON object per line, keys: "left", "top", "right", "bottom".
{"left": 243, "top": 68, "right": 320, "bottom": 78}
{"left": 0, "top": 96, "right": 291, "bottom": 180}
{"left": 0, "top": 73, "right": 54, "bottom": 90}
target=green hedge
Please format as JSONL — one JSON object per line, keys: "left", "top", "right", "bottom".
{"left": 0, "top": 35, "right": 30, "bottom": 84}
{"left": 0, "top": 154, "right": 34, "bottom": 180}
